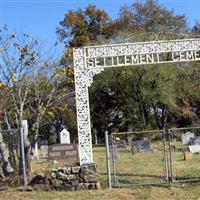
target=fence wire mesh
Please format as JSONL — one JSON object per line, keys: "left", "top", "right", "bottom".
{"left": 0, "top": 129, "right": 22, "bottom": 186}
{"left": 168, "top": 127, "right": 200, "bottom": 183}
{"left": 110, "top": 130, "right": 169, "bottom": 187}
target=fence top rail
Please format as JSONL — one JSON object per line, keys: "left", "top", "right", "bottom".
{"left": 111, "top": 127, "right": 200, "bottom": 136}
{"left": 111, "top": 129, "right": 164, "bottom": 136}
{"left": 168, "top": 126, "right": 200, "bottom": 131}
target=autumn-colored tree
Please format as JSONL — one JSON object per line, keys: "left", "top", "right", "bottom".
{"left": 57, "top": 5, "right": 111, "bottom": 47}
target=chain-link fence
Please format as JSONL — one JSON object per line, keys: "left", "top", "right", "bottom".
{"left": 109, "top": 130, "right": 169, "bottom": 187}
{"left": 105, "top": 127, "right": 200, "bottom": 187}
{"left": 168, "top": 127, "right": 200, "bottom": 183}
{"left": 0, "top": 129, "right": 24, "bottom": 186}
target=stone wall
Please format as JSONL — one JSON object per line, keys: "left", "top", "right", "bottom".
{"left": 29, "top": 163, "right": 100, "bottom": 191}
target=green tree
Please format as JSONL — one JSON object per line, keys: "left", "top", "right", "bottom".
{"left": 57, "top": 1, "right": 200, "bottom": 143}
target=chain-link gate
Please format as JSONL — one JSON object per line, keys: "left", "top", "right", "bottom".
{"left": 0, "top": 128, "right": 25, "bottom": 186}
{"left": 168, "top": 127, "right": 200, "bottom": 183}
{"left": 105, "top": 127, "right": 200, "bottom": 187}
{"left": 109, "top": 130, "right": 169, "bottom": 187}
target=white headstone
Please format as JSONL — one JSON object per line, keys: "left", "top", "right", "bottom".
{"left": 39, "top": 145, "right": 48, "bottom": 158}
{"left": 181, "top": 132, "right": 194, "bottom": 145}
{"left": 33, "top": 142, "right": 39, "bottom": 160}
{"left": 60, "top": 129, "right": 70, "bottom": 144}
{"left": 189, "top": 145, "right": 200, "bottom": 154}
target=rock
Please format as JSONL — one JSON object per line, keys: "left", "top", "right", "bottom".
{"left": 58, "top": 167, "right": 64, "bottom": 173}
{"left": 56, "top": 183, "right": 74, "bottom": 191}
{"left": 51, "top": 179, "right": 63, "bottom": 188}
{"left": 88, "top": 183, "right": 96, "bottom": 190}
{"left": 72, "top": 166, "right": 80, "bottom": 174}
{"left": 57, "top": 172, "right": 68, "bottom": 181}
{"left": 63, "top": 167, "right": 72, "bottom": 174}
{"left": 62, "top": 167, "right": 67, "bottom": 173}
{"left": 82, "top": 164, "right": 97, "bottom": 173}
{"left": 44, "top": 173, "right": 52, "bottom": 185}
{"left": 51, "top": 172, "right": 57, "bottom": 178}
{"left": 95, "top": 182, "right": 101, "bottom": 189}
{"left": 80, "top": 164, "right": 98, "bottom": 178}
{"left": 84, "top": 174, "right": 99, "bottom": 183}
{"left": 75, "top": 183, "right": 87, "bottom": 191}
{"left": 29, "top": 173, "right": 45, "bottom": 185}
{"left": 67, "top": 174, "right": 79, "bottom": 181}
{"left": 51, "top": 168, "right": 58, "bottom": 173}
{"left": 81, "top": 164, "right": 99, "bottom": 183}
{"left": 65, "top": 184, "right": 74, "bottom": 191}
{"left": 79, "top": 177, "right": 84, "bottom": 183}
{"left": 71, "top": 179, "right": 79, "bottom": 186}
{"left": 84, "top": 183, "right": 90, "bottom": 189}
{"left": 63, "top": 183, "right": 73, "bottom": 190}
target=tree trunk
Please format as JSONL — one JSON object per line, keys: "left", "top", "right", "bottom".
{"left": 4, "top": 111, "right": 11, "bottom": 130}
{"left": 94, "top": 129, "right": 98, "bottom": 145}
{"left": 135, "top": 72, "right": 149, "bottom": 130}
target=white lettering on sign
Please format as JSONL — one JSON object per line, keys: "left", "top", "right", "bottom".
{"left": 49, "top": 152, "right": 61, "bottom": 157}
{"left": 52, "top": 145, "right": 73, "bottom": 151}
{"left": 65, "top": 150, "right": 77, "bottom": 156}
{"left": 83, "top": 39, "right": 200, "bottom": 69}
{"left": 86, "top": 50, "right": 200, "bottom": 68}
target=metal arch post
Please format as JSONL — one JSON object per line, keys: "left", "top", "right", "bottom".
{"left": 73, "top": 48, "right": 104, "bottom": 165}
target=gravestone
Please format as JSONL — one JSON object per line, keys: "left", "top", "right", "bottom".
{"left": 132, "top": 140, "right": 151, "bottom": 152}
{"left": 33, "top": 142, "right": 39, "bottom": 160}
{"left": 189, "top": 145, "right": 200, "bottom": 154}
{"left": 181, "top": 132, "right": 194, "bottom": 145}
{"left": 60, "top": 129, "right": 70, "bottom": 144}
{"left": 48, "top": 144, "right": 79, "bottom": 162}
{"left": 189, "top": 137, "right": 200, "bottom": 145}
{"left": 39, "top": 145, "right": 48, "bottom": 158}
{"left": 184, "top": 151, "right": 193, "bottom": 160}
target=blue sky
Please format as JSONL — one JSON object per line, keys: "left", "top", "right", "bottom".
{"left": 1, "top": 0, "right": 200, "bottom": 55}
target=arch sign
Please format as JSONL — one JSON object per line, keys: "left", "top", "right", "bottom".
{"left": 73, "top": 38, "right": 200, "bottom": 165}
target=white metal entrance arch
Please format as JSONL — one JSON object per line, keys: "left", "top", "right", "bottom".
{"left": 73, "top": 38, "right": 200, "bottom": 165}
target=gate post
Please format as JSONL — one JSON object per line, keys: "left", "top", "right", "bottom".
{"left": 168, "top": 129, "right": 175, "bottom": 183}
{"left": 163, "top": 130, "right": 169, "bottom": 183}
{"left": 105, "top": 131, "right": 112, "bottom": 189}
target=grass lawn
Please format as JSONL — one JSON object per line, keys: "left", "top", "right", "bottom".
{"left": 1, "top": 145, "right": 200, "bottom": 200}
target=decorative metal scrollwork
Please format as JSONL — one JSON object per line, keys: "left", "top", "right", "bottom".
{"left": 73, "top": 37, "right": 200, "bottom": 165}
{"left": 73, "top": 48, "right": 104, "bottom": 165}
